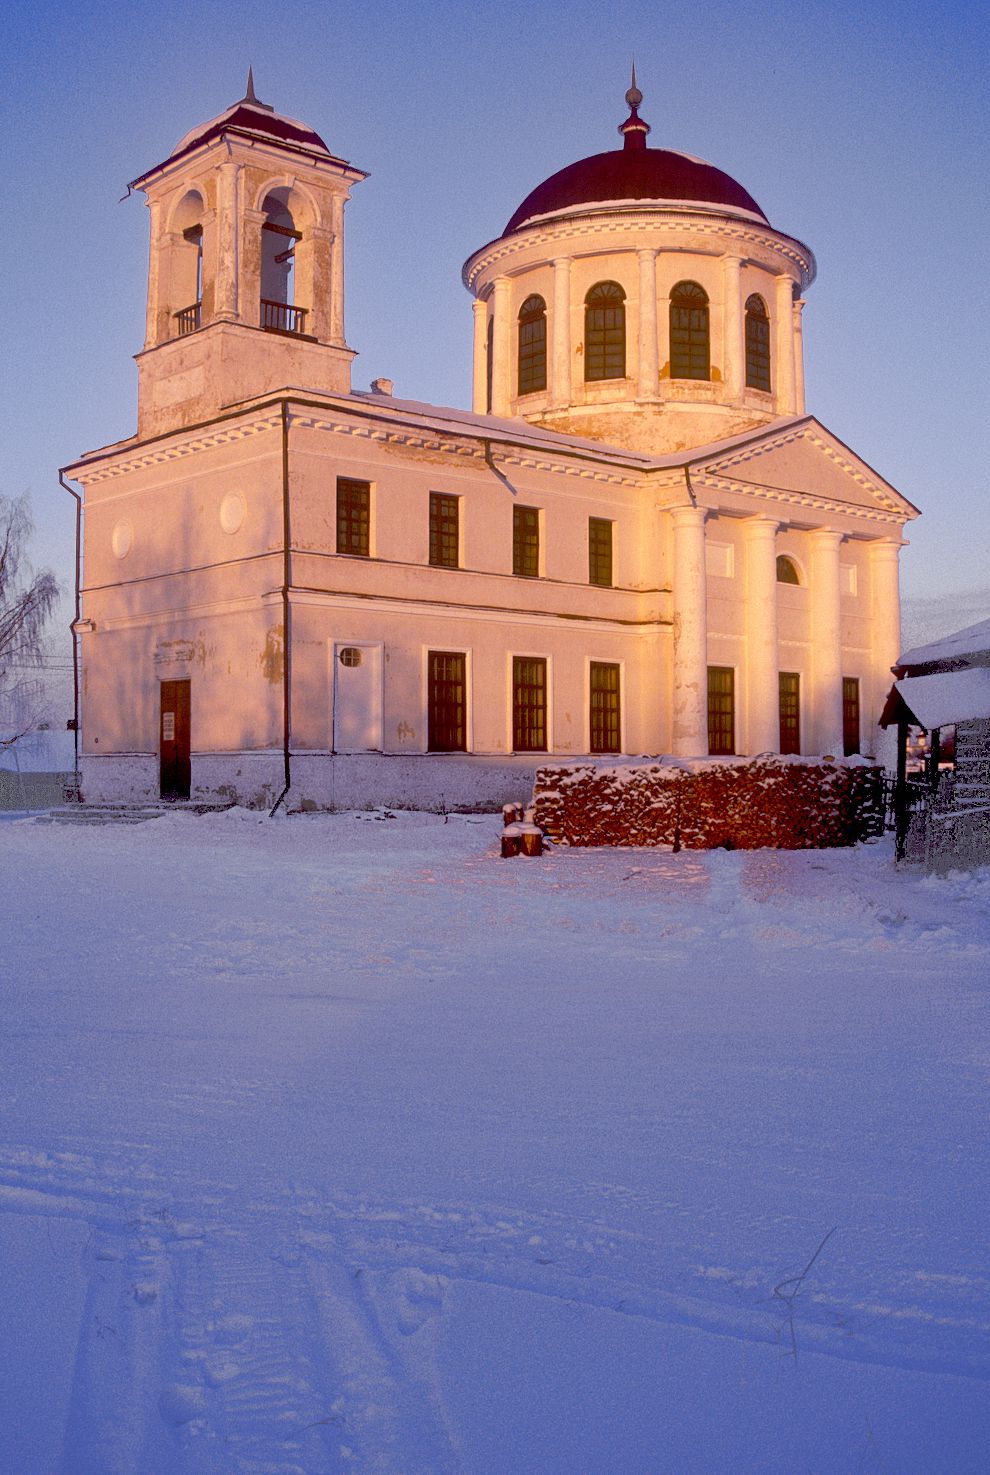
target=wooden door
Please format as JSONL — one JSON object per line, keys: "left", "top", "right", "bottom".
{"left": 160, "top": 680, "right": 191, "bottom": 799}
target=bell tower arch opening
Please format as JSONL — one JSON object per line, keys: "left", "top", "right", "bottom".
{"left": 167, "top": 189, "right": 206, "bottom": 335}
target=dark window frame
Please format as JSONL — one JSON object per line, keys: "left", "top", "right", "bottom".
{"left": 585, "top": 281, "right": 626, "bottom": 382}
{"left": 336, "top": 477, "right": 371, "bottom": 557}
{"left": 512, "top": 656, "right": 548, "bottom": 753}
{"left": 842, "top": 676, "right": 861, "bottom": 757}
{"left": 517, "top": 295, "right": 547, "bottom": 396}
{"left": 429, "top": 492, "right": 460, "bottom": 569}
{"left": 745, "top": 294, "right": 771, "bottom": 392}
{"left": 708, "top": 666, "right": 735, "bottom": 755}
{"left": 427, "top": 650, "right": 467, "bottom": 752}
{"left": 513, "top": 505, "right": 540, "bottom": 578}
{"left": 779, "top": 671, "right": 801, "bottom": 755}
{"left": 589, "top": 517, "right": 613, "bottom": 587}
{"left": 589, "top": 661, "right": 621, "bottom": 754}
{"left": 670, "top": 281, "right": 710, "bottom": 381}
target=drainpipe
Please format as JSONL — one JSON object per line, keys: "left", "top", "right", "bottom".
{"left": 269, "top": 399, "right": 292, "bottom": 815}
{"left": 59, "top": 469, "right": 82, "bottom": 794}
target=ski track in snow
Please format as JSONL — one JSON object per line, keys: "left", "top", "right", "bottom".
{"left": 3, "top": 812, "right": 990, "bottom": 1469}
{"left": 0, "top": 1134, "right": 988, "bottom": 1472}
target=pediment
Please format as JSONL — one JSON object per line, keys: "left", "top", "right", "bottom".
{"left": 683, "top": 417, "right": 919, "bottom": 527}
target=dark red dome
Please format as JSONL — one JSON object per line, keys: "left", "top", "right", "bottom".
{"left": 504, "top": 147, "right": 769, "bottom": 234}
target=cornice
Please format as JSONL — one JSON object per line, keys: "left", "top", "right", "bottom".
{"left": 687, "top": 473, "right": 905, "bottom": 527}
{"left": 464, "top": 210, "right": 815, "bottom": 292}
{"left": 75, "top": 413, "right": 282, "bottom": 484}
{"left": 292, "top": 412, "right": 643, "bottom": 488}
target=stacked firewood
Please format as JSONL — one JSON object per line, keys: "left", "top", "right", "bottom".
{"left": 532, "top": 758, "right": 884, "bottom": 850}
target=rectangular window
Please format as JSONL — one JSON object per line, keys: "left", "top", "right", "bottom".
{"left": 429, "top": 493, "right": 459, "bottom": 568}
{"left": 589, "top": 662, "right": 621, "bottom": 754}
{"left": 512, "top": 657, "right": 547, "bottom": 752}
{"left": 843, "top": 677, "right": 861, "bottom": 756}
{"left": 513, "top": 506, "right": 540, "bottom": 578}
{"left": 427, "top": 651, "right": 466, "bottom": 751}
{"left": 779, "top": 671, "right": 801, "bottom": 755}
{"left": 589, "top": 518, "right": 613, "bottom": 587}
{"left": 336, "top": 478, "right": 370, "bottom": 557}
{"left": 708, "top": 667, "right": 735, "bottom": 755}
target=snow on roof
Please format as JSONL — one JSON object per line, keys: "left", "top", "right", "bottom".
{"left": 898, "top": 616, "right": 990, "bottom": 671}
{"left": 894, "top": 668, "right": 990, "bottom": 729}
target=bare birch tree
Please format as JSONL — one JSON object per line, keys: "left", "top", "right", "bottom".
{"left": 0, "top": 494, "right": 60, "bottom": 744}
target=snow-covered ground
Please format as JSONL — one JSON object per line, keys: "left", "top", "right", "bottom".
{"left": 2, "top": 809, "right": 989, "bottom": 1474}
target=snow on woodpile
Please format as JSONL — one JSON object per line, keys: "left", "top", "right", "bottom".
{"left": 533, "top": 756, "right": 884, "bottom": 849}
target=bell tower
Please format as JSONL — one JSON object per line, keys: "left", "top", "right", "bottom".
{"left": 132, "top": 72, "right": 367, "bottom": 436}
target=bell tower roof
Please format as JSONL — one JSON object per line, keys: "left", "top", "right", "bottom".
{"left": 130, "top": 73, "right": 362, "bottom": 190}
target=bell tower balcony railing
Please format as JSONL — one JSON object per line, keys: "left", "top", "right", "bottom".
{"left": 260, "top": 299, "right": 309, "bottom": 335}
{"left": 174, "top": 302, "right": 202, "bottom": 335}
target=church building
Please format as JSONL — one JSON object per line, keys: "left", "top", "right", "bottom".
{"left": 64, "top": 73, "right": 918, "bottom": 811}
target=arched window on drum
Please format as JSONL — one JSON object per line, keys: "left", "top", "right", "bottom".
{"left": 745, "top": 294, "right": 771, "bottom": 392}
{"left": 670, "top": 281, "right": 710, "bottom": 380}
{"left": 517, "top": 295, "right": 547, "bottom": 395}
{"left": 584, "top": 281, "right": 626, "bottom": 381}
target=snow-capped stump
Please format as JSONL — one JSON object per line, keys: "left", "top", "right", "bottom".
{"left": 518, "top": 822, "right": 544, "bottom": 857}
{"left": 501, "top": 823, "right": 523, "bottom": 858}
{"left": 532, "top": 757, "right": 883, "bottom": 849}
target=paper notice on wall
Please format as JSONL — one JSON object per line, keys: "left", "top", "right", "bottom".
{"left": 162, "top": 712, "right": 175, "bottom": 741}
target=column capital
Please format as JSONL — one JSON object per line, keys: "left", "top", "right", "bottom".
{"left": 472, "top": 297, "right": 486, "bottom": 318}
{"left": 810, "top": 526, "right": 844, "bottom": 550}
{"left": 869, "top": 535, "right": 903, "bottom": 561}
{"left": 551, "top": 255, "right": 571, "bottom": 268}
{"left": 721, "top": 252, "right": 744, "bottom": 267}
{"left": 636, "top": 245, "right": 658, "bottom": 261}
{"left": 669, "top": 503, "right": 708, "bottom": 530}
{"left": 744, "top": 514, "right": 780, "bottom": 538}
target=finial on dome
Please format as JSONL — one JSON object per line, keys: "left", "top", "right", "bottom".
{"left": 618, "top": 62, "right": 650, "bottom": 150}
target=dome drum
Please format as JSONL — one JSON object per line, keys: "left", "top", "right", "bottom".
{"left": 463, "top": 86, "right": 815, "bottom": 455}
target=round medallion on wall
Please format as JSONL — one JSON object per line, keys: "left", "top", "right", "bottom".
{"left": 111, "top": 519, "right": 133, "bottom": 559}
{"left": 219, "top": 493, "right": 246, "bottom": 535}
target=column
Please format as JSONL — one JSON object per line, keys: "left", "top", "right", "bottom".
{"left": 774, "top": 273, "right": 796, "bottom": 416}
{"left": 306, "top": 225, "right": 334, "bottom": 342}
{"left": 811, "top": 528, "right": 844, "bottom": 755}
{"left": 637, "top": 248, "right": 658, "bottom": 400}
{"left": 472, "top": 299, "right": 488, "bottom": 414}
{"left": 551, "top": 257, "right": 571, "bottom": 407}
{"left": 242, "top": 207, "right": 266, "bottom": 327}
{"left": 329, "top": 193, "right": 346, "bottom": 345}
{"left": 870, "top": 537, "right": 902, "bottom": 768}
{"left": 214, "top": 158, "right": 241, "bottom": 323}
{"left": 491, "top": 275, "right": 511, "bottom": 417}
{"left": 721, "top": 254, "right": 744, "bottom": 401}
{"left": 670, "top": 505, "right": 709, "bottom": 756}
{"left": 145, "top": 198, "right": 162, "bottom": 349}
{"left": 792, "top": 299, "right": 807, "bottom": 414}
{"left": 744, "top": 517, "right": 780, "bottom": 753}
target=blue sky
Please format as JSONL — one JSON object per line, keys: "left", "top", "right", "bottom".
{"left": 4, "top": 0, "right": 988, "bottom": 642}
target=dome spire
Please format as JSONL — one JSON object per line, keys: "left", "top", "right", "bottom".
{"left": 618, "top": 62, "right": 650, "bottom": 151}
